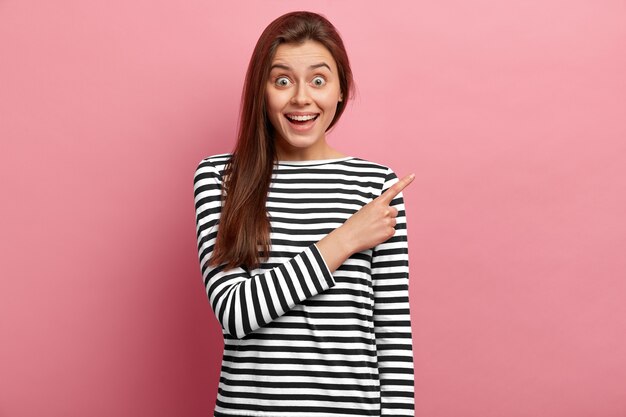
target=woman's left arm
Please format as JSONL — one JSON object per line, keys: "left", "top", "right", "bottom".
{"left": 372, "top": 168, "right": 415, "bottom": 417}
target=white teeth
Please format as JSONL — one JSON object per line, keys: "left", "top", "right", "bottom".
{"left": 287, "top": 114, "right": 317, "bottom": 121}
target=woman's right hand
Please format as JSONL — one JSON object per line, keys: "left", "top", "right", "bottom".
{"left": 339, "top": 173, "right": 416, "bottom": 254}
{"left": 316, "top": 173, "right": 415, "bottom": 272}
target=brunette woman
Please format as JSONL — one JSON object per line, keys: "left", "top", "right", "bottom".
{"left": 194, "top": 11, "right": 415, "bottom": 417}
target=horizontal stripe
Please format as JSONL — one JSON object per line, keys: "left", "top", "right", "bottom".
{"left": 194, "top": 153, "right": 414, "bottom": 417}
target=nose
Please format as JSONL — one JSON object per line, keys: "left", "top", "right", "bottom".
{"left": 290, "top": 83, "right": 311, "bottom": 106}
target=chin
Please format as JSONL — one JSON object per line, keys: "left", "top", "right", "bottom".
{"left": 281, "top": 133, "right": 322, "bottom": 148}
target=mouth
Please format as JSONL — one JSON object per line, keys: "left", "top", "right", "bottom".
{"left": 284, "top": 113, "right": 320, "bottom": 125}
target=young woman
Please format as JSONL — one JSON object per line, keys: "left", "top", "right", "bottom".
{"left": 194, "top": 11, "right": 415, "bottom": 417}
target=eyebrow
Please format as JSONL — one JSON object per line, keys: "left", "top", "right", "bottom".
{"left": 270, "top": 63, "right": 332, "bottom": 72}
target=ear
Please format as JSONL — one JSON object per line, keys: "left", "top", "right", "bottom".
{"left": 338, "top": 92, "right": 343, "bottom": 102}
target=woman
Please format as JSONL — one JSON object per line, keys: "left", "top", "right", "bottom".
{"left": 194, "top": 11, "right": 415, "bottom": 417}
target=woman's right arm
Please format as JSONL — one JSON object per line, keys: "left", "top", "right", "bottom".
{"left": 194, "top": 159, "right": 339, "bottom": 339}
{"left": 194, "top": 158, "right": 414, "bottom": 339}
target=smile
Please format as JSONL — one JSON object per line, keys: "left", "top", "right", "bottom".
{"left": 285, "top": 113, "right": 319, "bottom": 123}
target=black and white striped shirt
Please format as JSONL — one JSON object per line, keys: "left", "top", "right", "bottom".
{"left": 193, "top": 153, "right": 415, "bottom": 417}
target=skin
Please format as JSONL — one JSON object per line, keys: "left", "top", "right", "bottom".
{"left": 316, "top": 173, "right": 415, "bottom": 272}
{"left": 266, "top": 40, "right": 345, "bottom": 160}
{"left": 264, "top": 40, "right": 415, "bottom": 270}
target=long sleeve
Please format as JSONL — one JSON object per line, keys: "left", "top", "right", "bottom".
{"left": 193, "top": 158, "right": 336, "bottom": 339}
{"left": 371, "top": 168, "right": 415, "bottom": 416}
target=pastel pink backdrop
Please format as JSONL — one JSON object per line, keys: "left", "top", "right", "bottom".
{"left": 1, "top": 1, "right": 625, "bottom": 416}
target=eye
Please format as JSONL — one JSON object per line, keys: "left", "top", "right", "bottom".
{"left": 312, "top": 76, "right": 326, "bottom": 87}
{"left": 274, "top": 76, "right": 291, "bottom": 87}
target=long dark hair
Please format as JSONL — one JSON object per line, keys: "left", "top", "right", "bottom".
{"left": 210, "top": 11, "right": 354, "bottom": 270}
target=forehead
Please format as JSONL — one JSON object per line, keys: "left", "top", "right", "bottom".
{"left": 271, "top": 40, "right": 337, "bottom": 70}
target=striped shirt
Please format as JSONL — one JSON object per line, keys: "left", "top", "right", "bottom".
{"left": 193, "top": 153, "right": 415, "bottom": 417}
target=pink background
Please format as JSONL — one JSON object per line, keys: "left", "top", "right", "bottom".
{"left": 1, "top": 1, "right": 625, "bottom": 416}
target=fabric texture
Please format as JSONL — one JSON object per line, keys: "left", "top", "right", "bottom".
{"left": 193, "top": 153, "right": 415, "bottom": 417}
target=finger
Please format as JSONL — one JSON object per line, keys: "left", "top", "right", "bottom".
{"left": 377, "top": 173, "right": 415, "bottom": 205}
{"left": 384, "top": 207, "right": 398, "bottom": 218}
{"left": 389, "top": 216, "right": 397, "bottom": 227}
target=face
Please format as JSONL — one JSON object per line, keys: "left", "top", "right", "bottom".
{"left": 265, "top": 40, "right": 343, "bottom": 160}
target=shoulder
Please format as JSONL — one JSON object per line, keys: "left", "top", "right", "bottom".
{"left": 196, "top": 153, "right": 232, "bottom": 172}
{"left": 194, "top": 153, "right": 233, "bottom": 182}
{"left": 347, "top": 156, "right": 398, "bottom": 182}
{"left": 346, "top": 157, "right": 406, "bottom": 199}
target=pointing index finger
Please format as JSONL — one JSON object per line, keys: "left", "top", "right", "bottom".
{"left": 378, "top": 173, "right": 415, "bottom": 205}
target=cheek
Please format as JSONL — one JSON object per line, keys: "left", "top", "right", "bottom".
{"left": 265, "top": 97, "right": 285, "bottom": 130}
{"left": 264, "top": 97, "right": 280, "bottom": 124}
{"left": 266, "top": 87, "right": 290, "bottom": 107}
{"left": 318, "top": 92, "right": 341, "bottom": 115}
{"left": 266, "top": 110, "right": 282, "bottom": 132}
{"left": 265, "top": 92, "right": 277, "bottom": 113}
